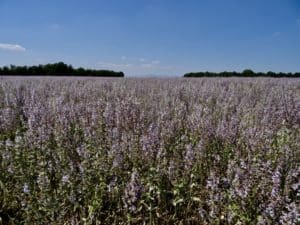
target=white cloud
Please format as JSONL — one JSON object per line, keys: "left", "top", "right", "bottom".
{"left": 139, "top": 58, "right": 145, "bottom": 62}
{"left": 141, "top": 59, "right": 163, "bottom": 68}
{"left": 96, "top": 58, "right": 175, "bottom": 76}
{"left": 50, "top": 24, "right": 61, "bottom": 30}
{"left": 151, "top": 60, "right": 160, "bottom": 64}
{"left": 0, "top": 43, "right": 26, "bottom": 52}
{"left": 141, "top": 63, "right": 153, "bottom": 68}
{"left": 98, "top": 61, "right": 132, "bottom": 68}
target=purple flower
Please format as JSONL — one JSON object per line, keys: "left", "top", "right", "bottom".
{"left": 123, "top": 170, "right": 143, "bottom": 213}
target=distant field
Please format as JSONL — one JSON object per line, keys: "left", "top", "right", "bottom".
{"left": 0, "top": 78, "right": 299, "bottom": 224}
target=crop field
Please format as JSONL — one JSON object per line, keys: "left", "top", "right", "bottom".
{"left": 0, "top": 77, "right": 299, "bottom": 225}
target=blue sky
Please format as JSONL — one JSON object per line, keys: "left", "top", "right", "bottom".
{"left": 0, "top": 0, "right": 300, "bottom": 76}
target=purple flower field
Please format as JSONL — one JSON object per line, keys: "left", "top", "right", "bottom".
{"left": 0, "top": 77, "right": 299, "bottom": 224}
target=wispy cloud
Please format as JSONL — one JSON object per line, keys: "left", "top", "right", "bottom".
{"left": 0, "top": 43, "right": 26, "bottom": 52}
{"left": 97, "top": 61, "right": 132, "bottom": 68}
{"left": 141, "top": 63, "right": 153, "bottom": 68}
{"left": 151, "top": 60, "right": 160, "bottom": 64}
{"left": 49, "top": 23, "right": 61, "bottom": 30}
{"left": 273, "top": 31, "right": 281, "bottom": 37}
{"left": 96, "top": 58, "right": 176, "bottom": 76}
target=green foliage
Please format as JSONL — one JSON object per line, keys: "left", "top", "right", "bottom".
{"left": 0, "top": 62, "right": 125, "bottom": 77}
{"left": 184, "top": 70, "right": 300, "bottom": 77}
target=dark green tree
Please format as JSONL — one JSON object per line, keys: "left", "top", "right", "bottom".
{"left": 242, "top": 69, "right": 255, "bottom": 77}
{"left": 0, "top": 62, "right": 125, "bottom": 77}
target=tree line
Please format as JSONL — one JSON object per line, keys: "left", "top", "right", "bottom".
{"left": 184, "top": 69, "right": 300, "bottom": 78}
{"left": 0, "top": 62, "right": 124, "bottom": 77}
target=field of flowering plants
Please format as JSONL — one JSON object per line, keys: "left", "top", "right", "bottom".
{"left": 0, "top": 77, "right": 299, "bottom": 224}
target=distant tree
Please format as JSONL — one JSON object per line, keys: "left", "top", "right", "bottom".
{"left": 3, "top": 66, "right": 9, "bottom": 75}
{"left": 183, "top": 70, "right": 299, "bottom": 78}
{"left": 267, "top": 71, "right": 276, "bottom": 77}
{"left": 242, "top": 69, "right": 255, "bottom": 77}
{"left": 0, "top": 62, "right": 125, "bottom": 77}
{"left": 256, "top": 72, "right": 264, "bottom": 77}
{"left": 75, "top": 67, "right": 85, "bottom": 76}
